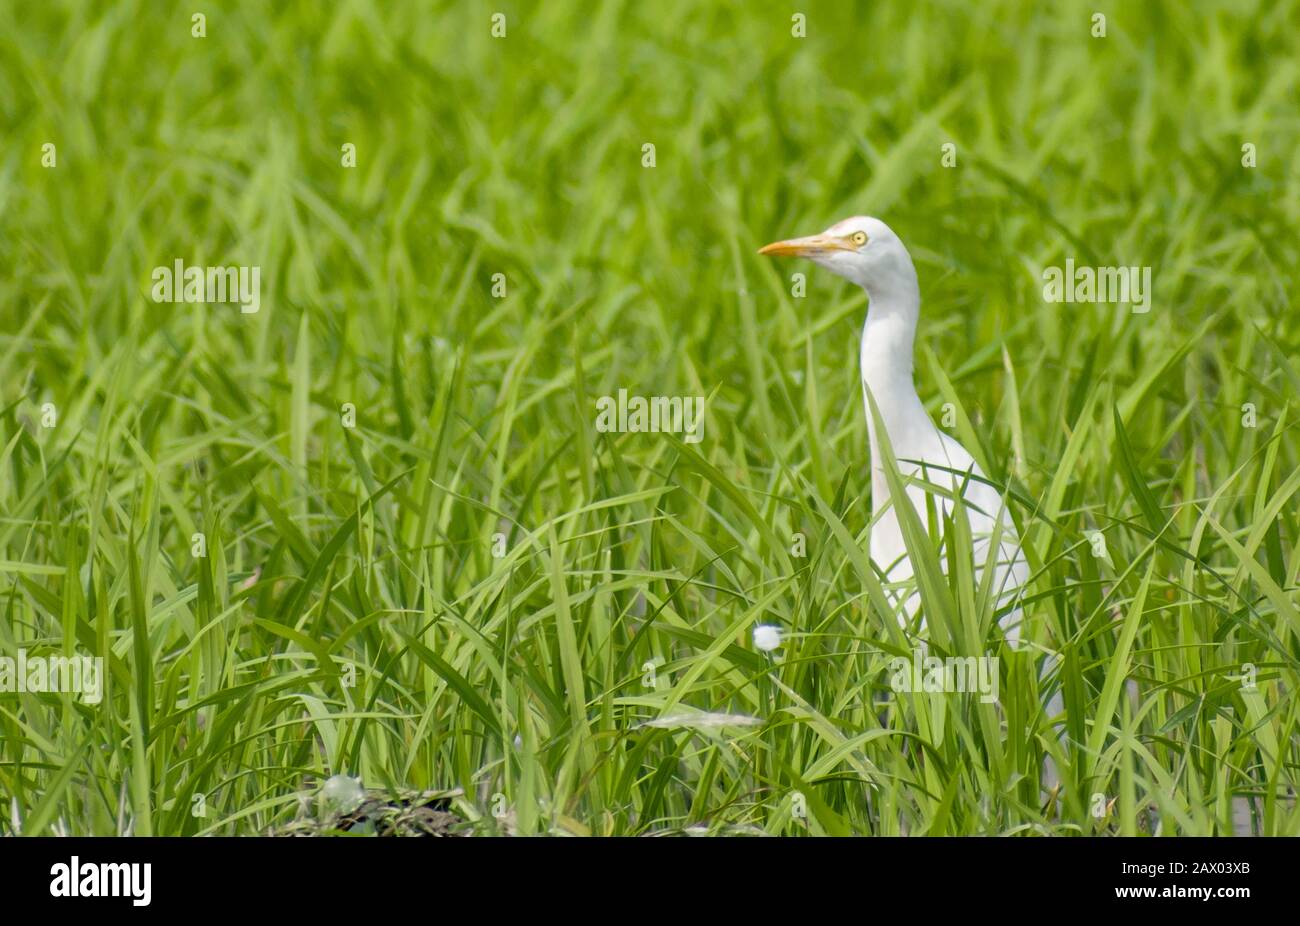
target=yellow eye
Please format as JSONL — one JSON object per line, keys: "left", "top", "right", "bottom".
{"left": 850, "top": 231, "right": 868, "bottom": 247}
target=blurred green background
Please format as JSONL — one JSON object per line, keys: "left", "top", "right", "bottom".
{"left": 1, "top": 0, "right": 1298, "bottom": 835}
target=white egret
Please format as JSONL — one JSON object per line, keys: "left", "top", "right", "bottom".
{"left": 759, "top": 216, "right": 1029, "bottom": 641}
{"left": 761, "top": 216, "right": 1070, "bottom": 796}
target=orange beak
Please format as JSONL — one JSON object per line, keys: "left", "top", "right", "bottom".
{"left": 757, "top": 234, "right": 855, "bottom": 257}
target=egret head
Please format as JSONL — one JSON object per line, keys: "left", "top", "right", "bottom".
{"left": 759, "top": 216, "right": 916, "bottom": 297}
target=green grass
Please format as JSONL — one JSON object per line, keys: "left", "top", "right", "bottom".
{"left": 2, "top": 0, "right": 1298, "bottom": 836}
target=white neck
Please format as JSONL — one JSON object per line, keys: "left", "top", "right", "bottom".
{"left": 858, "top": 262, "right": 930, "bottom": 509}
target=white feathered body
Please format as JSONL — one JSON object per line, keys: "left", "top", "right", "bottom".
{"left": 865, "top": 403, "right": 1028, "bottom": 643}
{"left": 856, "top": 274, "right": 1027, "bottom": 644}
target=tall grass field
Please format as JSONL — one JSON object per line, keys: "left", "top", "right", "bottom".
{"left": 1, "top": 0, "right": 1298, "bottom": 837}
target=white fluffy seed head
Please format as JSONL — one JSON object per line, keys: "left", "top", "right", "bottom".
{"left": 319, "top": 774, "right": 364, "bottom": 814}
{"left": 752, "top": 624, "right": 783, "bottom": 652}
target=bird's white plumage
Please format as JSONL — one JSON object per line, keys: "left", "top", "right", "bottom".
{"left": 865, "top": 409, "right": 1029, "bottom": 641}
{"left": 760, "top": 216, "right": 1066, "bottom": 793}
{"left": 762, "top": 216, "right": 1029, "bottom": 643}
